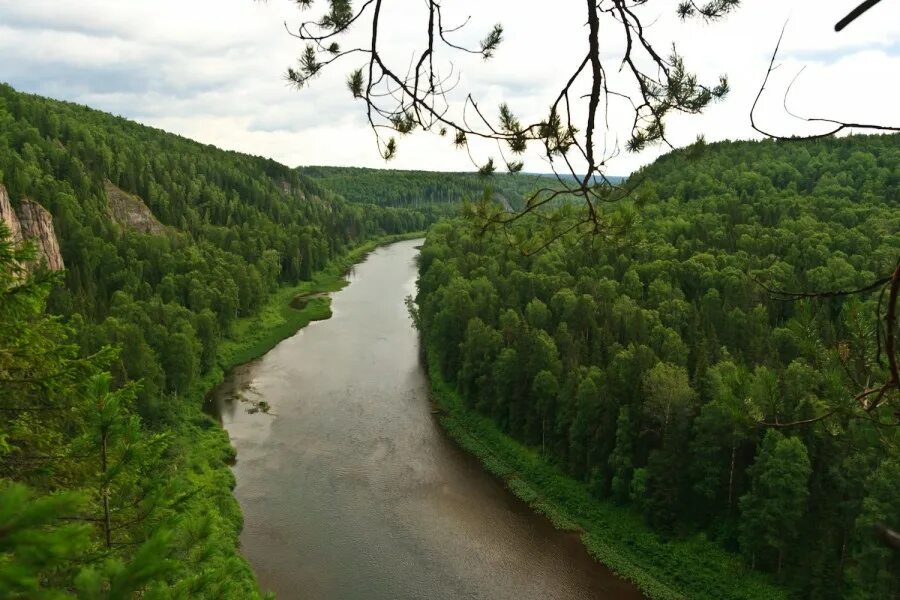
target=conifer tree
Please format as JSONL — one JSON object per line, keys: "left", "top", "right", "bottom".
{"left": 608, "top": 406, "right": 634, "bottom": 503}
{"left": 739, "top": 430, "right": 812, "bottom": 574}
{"left": 847, "top": 458, "right": 900, "bottom": 598}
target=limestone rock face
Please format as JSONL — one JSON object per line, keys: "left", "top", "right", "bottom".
{"left": 17, "top": 199, "right": 65, "bottom": 271}
{"left": 104, "top": 180, "right": 165, "bottom": 235}
{"left": 0, "top": 184, "right": 23, "bottom": 243}
{"left": 0, "top": 184, "right": 65, "bottom": 272}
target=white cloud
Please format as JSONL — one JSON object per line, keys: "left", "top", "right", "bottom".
{"left": 0, "top": 0, "right": 897, "bottom": 175}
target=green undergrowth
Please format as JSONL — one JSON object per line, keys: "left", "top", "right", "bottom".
{"left": 170, "top": 231, "right": 425, "bottom": 597}
{"left": 165, "top": 409, "right": 262, "bottom": 597}
{"left": 425, "top": 343, "right": 787, "bottom": 600}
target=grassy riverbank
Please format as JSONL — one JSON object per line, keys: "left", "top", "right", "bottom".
{"left": 215, "top": 231, "right": 425, "bottom": 372}
{"left": 170, "top": 231, "right": 425, "bottom": 598}
{"left": 424, "top": 344, "right": 787, "bottom": 600}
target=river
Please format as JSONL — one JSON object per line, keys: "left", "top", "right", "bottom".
{"left": 207, "top": 239, "right": 642, "bottom": 600}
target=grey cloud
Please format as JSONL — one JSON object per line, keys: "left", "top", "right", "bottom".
{"left": 0, "top": 8, "right": 121, "bottom": 39}
{"left": 0, "top": 4, "right": 260, "bottom": 54}
{"left": 1, "top": 0, "right": 897, "bottom": 175}
{"left": 787, "top": 40, "right": 900, "bottom": 64}
{"left": 0, "top": 55, "right": 231, "bottom": 104}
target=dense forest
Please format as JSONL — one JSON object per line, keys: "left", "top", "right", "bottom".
{"left": 0, "top": 84, "right": 440, "bottom": 596}
{"left": 301, "top": 164, "right": 563, "bottom": 210}
{"left": 0, "top": 84, "right": 443, "bottom": 417}
{"left": 3, "top": 77, "right": 898, "bottom": 598}
{"left": 416, "top": 134, "right": 900, "bottom": 599}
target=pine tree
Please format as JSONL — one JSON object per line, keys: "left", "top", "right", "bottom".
{"left": 608, "top": 406, "right": 634, "bottom": 503}
{"left": 0, "top": 483, "right": 90, "bottom": 598}
{"left": 846, "top": 458, "right": 900, "bottom": 598}
{"left": 74, "top": 374, "right": 170, "bottom": 551}
{"left": 739, "top": 430, "right": 812, "bottom": 574}
{"left": 531, "top": 369, "right": 559, "bottom": 454}
{"left": 0, "top": 226, "right": 202, "bottom": 597}
{"left": 690, "top": 360, "right": 753, "bottom": 514}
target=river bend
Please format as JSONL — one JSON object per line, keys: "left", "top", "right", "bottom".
{"left": 208, "top": 239, "right": 641, "bottom": 600}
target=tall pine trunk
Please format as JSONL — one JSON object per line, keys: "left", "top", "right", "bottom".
{"left": 728, "top": 442, "right": 736, "bottom": 511}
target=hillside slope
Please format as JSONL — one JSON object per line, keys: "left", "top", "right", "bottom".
{"left": 416, "top": 134, "right": 899, "bottom": 599}
{"left": 301, "top": 164, "right": 561, "bottom": 209}
{"left": 0, "top": 83, "right": 433, "bottom": 597}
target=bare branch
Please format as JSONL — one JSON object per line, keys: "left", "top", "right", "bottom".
{"left": 751, "top": 23, "right": 900, "bottom": 141}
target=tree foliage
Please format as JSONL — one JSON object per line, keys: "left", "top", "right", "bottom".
{"left": 0, "top": 82, "right": 443, "bottom": 595}
{"left": 416, "top": 133, "right": 900, "bottom": 598}
{"left": 280, "top": 0, "right": 735, "bottom": 236}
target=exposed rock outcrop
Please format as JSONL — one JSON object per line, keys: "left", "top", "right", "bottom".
{"left": 0, "top": 184, "right": 24, "bottom": 243}
{"left": 104, "top": 180, "right": 165, "bottom": 235}
{"left": 17, "top": 199, "right": 65, "bottom": 271}
{"left": 0, "top": 184, "right": 65, "bottom": 272}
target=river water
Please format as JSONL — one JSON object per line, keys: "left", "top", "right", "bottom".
{"left": 207, "top": 239, "right": 642, "bottom": 600}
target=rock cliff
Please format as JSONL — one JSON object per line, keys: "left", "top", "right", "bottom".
{"left": 0, "top": 184, "right": 24, "bottom": 243}
{"left": 104, "top": 180, "right": 166, "bottom": 235}
{"left": 0, "top": 184, "right": 65, "bottom": 271}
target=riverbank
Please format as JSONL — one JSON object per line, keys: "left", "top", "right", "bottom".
{"left": 423, "top": 343, "right": 788, "bottom": 600}
{"left": 209, "top": 237, "right": 640, "bottom": 599}
{"left": 169, "top": 231, "right": 426, "bottom": 598}
{"left": 214, "top": 231, "right": 426, "bottom": 373}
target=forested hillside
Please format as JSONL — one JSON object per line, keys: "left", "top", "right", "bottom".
{"left": 416, "top": 134, "right": 900, "bottom": 599}
{"left": 0, "top": 84, "right": 440, "bottom": 415}
{"left": 301, "top": 164, "right": 555, "bottom": 209}
{"left": 0, "top": 84, "right": 434, "bottom": 596}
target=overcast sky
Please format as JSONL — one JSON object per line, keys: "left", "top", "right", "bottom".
{"left": 1, "top": 0, "right": 898, "bottom": 175}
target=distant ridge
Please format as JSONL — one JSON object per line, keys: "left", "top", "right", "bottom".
{"left": 525, "top": 172, "right": 627, "bottom": 185}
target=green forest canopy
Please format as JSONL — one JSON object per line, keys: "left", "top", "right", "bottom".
{"left": 416, "top": 134, "right": 900, "bottom": 599}
{"left": 0, "top": 82, "right": 440, "bottom": 597}
{"left": 1, "top": 78, "right": 898, "bottom": 598}
{"left": 300, "top": 164, "right": 596, "bottom": 210}
{"left": 301, "top": 167, "right": 630, "bottom": 237}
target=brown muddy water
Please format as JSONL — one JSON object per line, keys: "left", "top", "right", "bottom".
{"left": 207, "top": 239, "right": 643, "bottom": 600}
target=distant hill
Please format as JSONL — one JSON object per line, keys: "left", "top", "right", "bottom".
{"left": 526, "top": 172, "right": 627, "bottom": 185}
{"left": 299, "top": 165, "right": 534, "bottom": 208}
{"left": 300, "top": 165, "right": 625, "bottom": 210}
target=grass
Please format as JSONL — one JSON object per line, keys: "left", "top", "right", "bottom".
{"left": 216, "top": 231, "right": 425, "bottom": 372}
{"left": 189, "top": 231, "right": 425, "bottom": 399}
{"left": 424, "top": 342, "right": 788, "bottom": 600}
